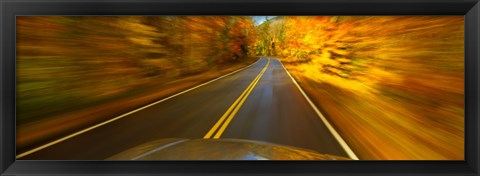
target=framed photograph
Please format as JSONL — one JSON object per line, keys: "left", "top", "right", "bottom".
{"left": 1, "top": 0, "right": 479, "bottom": 175}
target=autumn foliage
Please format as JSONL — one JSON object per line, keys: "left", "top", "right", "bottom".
{"left": 16, "top": 16, "right": 465, "bottom": 160}
{"left": 256, "top": 16, "right": 464, "bottom": 160}
{"left": 17, "top": 16, "right": 257, "bottom": 124}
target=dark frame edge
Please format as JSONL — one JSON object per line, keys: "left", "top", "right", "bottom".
{"left": 0, "top": 0, "right": 477, "bottom": 15}
{"left": 1, "top": 0, "right": 480, "bottom": 176}
{"left": 1, "top": 0, "right": 17, "bottom": 174}
{"left": 465, "top": 1, "right": 480, "bottom": 174}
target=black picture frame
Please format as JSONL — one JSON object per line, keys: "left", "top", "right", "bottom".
{"left": 1, "top": 0, "right": 479, "bottom": 175}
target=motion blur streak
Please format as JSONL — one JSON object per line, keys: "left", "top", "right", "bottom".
{"left": 16, "top": 16, "right": 257, "bottom": 151}
{"left": 257, "top": 16, "right": 464, "bottom": 160}
{"left": 17, "top": 16, "right": 464, "bottom": 160}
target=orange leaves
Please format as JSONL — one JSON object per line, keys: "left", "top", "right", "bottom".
{"left": 278, "top": 16, "right": 464, "bottom": 160}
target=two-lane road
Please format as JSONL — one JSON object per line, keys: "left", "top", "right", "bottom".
{"left": 19, "top": 57, "right": 357, "bottom": 160}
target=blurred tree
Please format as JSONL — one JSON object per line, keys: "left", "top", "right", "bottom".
{"left": 16, "top": 16, "right": 257, "bottom": 124}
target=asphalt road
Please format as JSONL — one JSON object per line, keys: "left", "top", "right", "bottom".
{"left": 19, "top": 57, "right": 354, "bottom": 160}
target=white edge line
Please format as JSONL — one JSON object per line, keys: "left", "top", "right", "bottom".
{"left": 276, "top": 58, "right": 360, "bottom": 160}
{"left": 16, "top": 58, "right": 262, "bottom": 159}
{"left": 130, "top": 139, "right": 189, "bottom": 160}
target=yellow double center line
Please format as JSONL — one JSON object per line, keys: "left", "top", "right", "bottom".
{"left": 203, "top": 58, "right": 270, "bottom": 139}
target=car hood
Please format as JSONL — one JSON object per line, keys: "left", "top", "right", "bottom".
{"left": 107, "top": 138, "right": 350, "bottom": 160}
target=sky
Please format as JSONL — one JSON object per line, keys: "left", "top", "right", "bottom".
{"left": 252, "top": 16, "right": 277, "bottom": 26}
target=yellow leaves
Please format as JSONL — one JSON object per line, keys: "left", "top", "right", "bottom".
{"left": 126, "top": 37, "right": 156, "bottom": 47}
{"left": 311, "top": 54, "right": 338, "bottom": 67}
{"left": 293, "top": 61, "right": 376, "bottom": 96}
{"left": 277, "top": 16, "right": 463, "bottom": 93}
{"left": 368, "top": 67, "right": 404, "bottom": 86}
{"left": 280, "top": 16, "right": 464, "bottom": 160}
{"left": 117, "top": 18, "right": 159, "bottom": 36}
